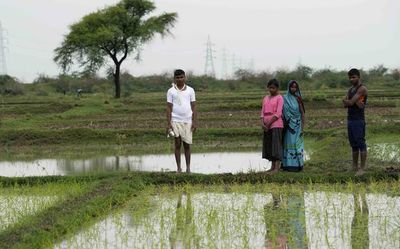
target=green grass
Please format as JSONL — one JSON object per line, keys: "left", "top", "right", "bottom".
{"left": 0, "top": 89, "right": 399, "bottom": 170}
{"left": 0, "top": 87, "right": 399, "bottom": 248}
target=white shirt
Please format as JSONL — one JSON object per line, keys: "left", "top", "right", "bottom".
{"left": 167, "top": 84, "right": 196, "bottom": 123}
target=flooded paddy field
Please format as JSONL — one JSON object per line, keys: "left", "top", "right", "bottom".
{"left": 1, "top": 176, "right": 399, "bottom": 249}
{"left": 0, "top": 151, "right": 311, "bottom": 177}
{"left": 0, "top": 182, "right": 93, "bottom": 233}
{"left": 0, "top": 90, "right": 399, "bottom": 248}
{"left": 54, "top": 183, "right": 400, "bottom": 249}
{"left": 0, "top": 152, "right": 271, "bottom": 177}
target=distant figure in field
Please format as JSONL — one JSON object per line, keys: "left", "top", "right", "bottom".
{"left": 261, "top": 79, "right": 284, "bottom": 173}
{"left": 77, "top": 88, "right": 82, "bottom": 98}
{"left": 343, "top": 68, "right": 368, "bottom": 175}
{"left": 167, "top": 69, "right": 197, "bottom": 173}
{"left": 282, "top": 80, "right": 305, "bottom": 172}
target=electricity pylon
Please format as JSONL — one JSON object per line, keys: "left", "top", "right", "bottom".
{"left": 221, "top": 47, "right": 228, "bottom": 79}
{"left": 204, "top": 35, "right": 216, "bottom": 77}
{"left": 0, "top": 21, "right": 7, "bottom": 75}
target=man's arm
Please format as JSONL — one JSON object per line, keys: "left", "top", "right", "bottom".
{"left": 167, "top": 102, "right": 173, "bottom": 131}
{"left": 355, "top": 87, "right": 367, "bottom": 108}
{"left": 191, "top": 101, "right": 197, "bottom": 132}
{"left": 343, "top": 86, "right": 367, "bottom": 107}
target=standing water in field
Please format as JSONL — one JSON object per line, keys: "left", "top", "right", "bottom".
{"left": 0, "top": 195, "right": 59, "bottom": 231}
{"left": 0, "top": 152, "right": 310, "bottom": 177}
{"left": 55, "top": 189, "right": 400, "bottom": 249}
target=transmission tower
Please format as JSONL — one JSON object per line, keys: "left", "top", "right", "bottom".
{"left": 0, "top": 21, "right": 7, "bottom": 75}
{"left": 204, "top": 35, "right": 216, "bottom": 77}
{"left": 248, "top": 58, "right": 255, "bottom": 71}
{"left": 238, "top": 57, "right": 243, "bottom": 70}
{"left": 221, "top": 47, "right": 228, "bottom": 79}
{"left": 231, "top": 53, "right": 236, "bottom": 75}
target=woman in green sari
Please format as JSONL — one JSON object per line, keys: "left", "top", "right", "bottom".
{"left": 282, "top": 80, "right": 305, "bottom": 171}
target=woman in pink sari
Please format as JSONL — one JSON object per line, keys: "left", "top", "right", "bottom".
{"left": 260, "top": 79, "right": 284, "bottom": 173}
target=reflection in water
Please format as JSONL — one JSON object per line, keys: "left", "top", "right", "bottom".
{"left": 55, "top": 191, "right": 400, "bottom": 249}
{"left": 0, "top": 159, "right": 63, "bottom": 177}
{"left": 169, "top": 193, "right": 197, "bottom": 248}
{"left": 56, "top": 193, "right": 272, "bottom": 249}
{"left": 264, "top": 194, "right": 306, "bottom": 249}
{"left": 367, "top": 193, "right": 400, "bottom": 249}
{"left": 0, "top": 195, "right": 58, "bottom": 231}
{"left": 351, "top": 192, "right": 369, "bottom": 249}
{"left": 1, "top": 152, "right": 282, "bottom": 177}
{"left": 305, "top": 191, "right": 355, "bottom": 249}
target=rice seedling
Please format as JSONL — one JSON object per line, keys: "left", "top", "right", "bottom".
{"left": 0, "top": 181, "right": 91, "bottom": 232}
{"left": 0, "top": 88, "right": 398, "bottom": 248}
{"left": 54, "top": 182, "right": 400, "bottom": 249}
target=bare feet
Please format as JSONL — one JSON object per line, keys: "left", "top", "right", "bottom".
{"left": 266, "top": 165, "right": 275, "bottom": 172}
{"left": 177, "top": 167, "right": 182, "bottom": 173}
{"left": 355, "top": 169, "right": 365, "bottom": 176}
{"left": 268, "top": 169, "right": 279, "bottom": 175}
{"left": 186, "top": 167, "right": 191, "bottom": 173}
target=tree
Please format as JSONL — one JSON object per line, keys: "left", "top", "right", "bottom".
{"left": 293, "top": 64, "right": 313, "bottom": 80}
{"left": 54, "top": 0, "right": 177, "bottom": 98}
{"left": 391, "top": 68, "right": 400, "bottom": 81}
{"left": 233, "top": 69, "right": 255, "bottom": 81}
{"left": 368, "top": 64, "right": 388, "bottom": 77}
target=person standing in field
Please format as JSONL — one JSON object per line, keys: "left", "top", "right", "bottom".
{"left": 167, "top": 69, "right": 197, "bottom": 173}
{"left": 282, "top": 80, "right": 305, "bottom": 172}
{"left": 261, "top": 79, "right": 284, "bottom": 173}
{"left": 343, "top": 68, "right": 368, "bottom": 175}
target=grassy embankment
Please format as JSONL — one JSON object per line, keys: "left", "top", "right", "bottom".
{"left": 0, "top": 88, "right": 399, "bottom": 172}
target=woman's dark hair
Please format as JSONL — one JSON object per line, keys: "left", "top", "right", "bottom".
{"left": 267, "top": 78, "right": 280, "bottom": 88}
{"left": 289, "top": 80, "right": 298, "bottom": 89}
{"left": 348, "top": 68, "right": 360, "bottom": 77}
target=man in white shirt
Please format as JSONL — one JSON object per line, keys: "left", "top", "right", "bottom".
{"left": 167, "top": 69, "right": 197, "bottom": 173}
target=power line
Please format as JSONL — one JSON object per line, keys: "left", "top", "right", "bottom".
{"left": 0, "top": 20, "right": 7, "bottom": 75}
{"left": 8, "top": 42, "right": 51, "bottom": 54}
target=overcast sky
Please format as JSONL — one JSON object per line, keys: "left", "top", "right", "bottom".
{"left": 0, "top": 0, "right": 399, "bottom": 82}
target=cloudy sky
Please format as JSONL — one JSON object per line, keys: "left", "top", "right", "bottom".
{"left": 0, "top": 0, "right": 399, "bottom": 82}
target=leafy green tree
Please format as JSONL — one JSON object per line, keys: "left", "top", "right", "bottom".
{"left": 233, "top": 69, "right": 255, "bottom": 81}
{"left": 294, "top": 64, "right": 313, "bottom": 80}
{"left": 54, "top": 0, "right": 177, "bottom": 98}
{"left": 312, "top": 68, "right": 347, "bottom": 88}
{"left": 368, "top": 64, "right": 388, "bottom": 77}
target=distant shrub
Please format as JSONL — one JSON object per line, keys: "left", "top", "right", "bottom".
{"left": 312, "top": 91, "right": 328, "bottom": 101}
{"left": 36, "top": 90, "right": 49, "bottom": 96}
{"left": 312, "top": 68, "right": 347, "bottom": 88}
{"left": 391, "top": 69, "right": 400, "bottom": 81}
{"left": 0, "top": 75, "right": 24, "bottom": 95}
{"left": 3, "top": 87, "right": 24, "bottom": 95}
{"left": 33, "top": 73, "right": 56, "bottom": 84}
